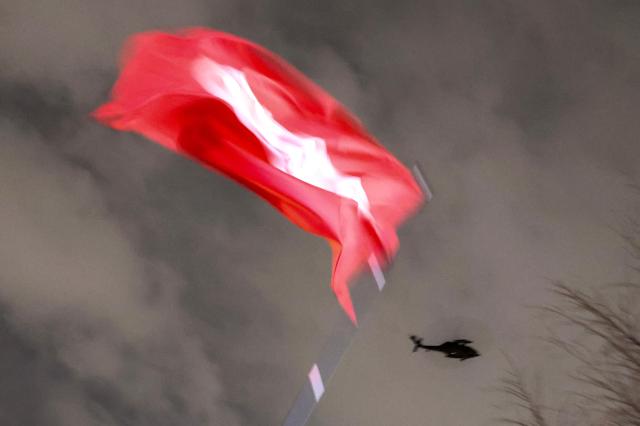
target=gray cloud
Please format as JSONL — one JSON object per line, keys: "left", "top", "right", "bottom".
{"left": 0, "top": 120, "right": 241, "bottom": 425}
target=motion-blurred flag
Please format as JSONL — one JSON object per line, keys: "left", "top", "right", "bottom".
{"left": 94, "top": 28, "right": 423, "bottom": 323}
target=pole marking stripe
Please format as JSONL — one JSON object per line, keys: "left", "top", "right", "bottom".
{"left": 368, "top": 255, "right": 386, "bottom": 291}
{"left": 308, "top": 364, "right": 325, "bottom": 402}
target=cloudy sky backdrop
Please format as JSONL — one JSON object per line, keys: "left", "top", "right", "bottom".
{"left": 1, "top": 1, "right": 639, "bottom": 425}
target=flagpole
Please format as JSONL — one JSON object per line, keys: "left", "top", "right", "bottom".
{"left": 281, "top": 259, "right": 386, "bottom": 426}
{"left": 281, "top": 164, "right": 431, "bottom": 426}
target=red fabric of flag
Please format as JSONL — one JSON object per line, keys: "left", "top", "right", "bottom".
{"left": 94, "top": 28, "right": 423, "bottom": 323}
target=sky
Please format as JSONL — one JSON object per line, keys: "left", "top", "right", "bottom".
{"left": 1, "top": 1, "right": 639, "bottom": 425}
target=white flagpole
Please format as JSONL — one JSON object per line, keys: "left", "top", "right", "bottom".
{"left": 281, "top": 164, "right": 431, "bottom": 426}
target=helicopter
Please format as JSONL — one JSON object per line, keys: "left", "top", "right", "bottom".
{"left": 410, "top": 335, "right": 480, "bottom": 361}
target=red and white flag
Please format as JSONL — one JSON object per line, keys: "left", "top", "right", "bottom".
{"left": 94, "top": 28, "right": 424, "bottom": 323}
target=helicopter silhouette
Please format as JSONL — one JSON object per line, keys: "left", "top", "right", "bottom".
{"left": 410, "top": 335, "right": 480, "bottom": 361}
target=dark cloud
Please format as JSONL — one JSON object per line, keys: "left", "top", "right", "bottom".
{"left": 1, "top": 1, "right": 639, "bottom": 425}
{"left": 0, "top": 311, "right": 49, "bottom": 425}
{"left": 0, "top": 78, "right": 79, "bottom": 146}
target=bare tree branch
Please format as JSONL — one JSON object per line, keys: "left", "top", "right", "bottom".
{"left": 496, "top": 191, "right": 640, "bottom": 425}
{"left": 495, "top": 359, "right": 550, "bottom": 426}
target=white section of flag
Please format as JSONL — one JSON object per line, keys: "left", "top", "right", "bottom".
{"left": 193, "top": 57, "right": 372, "bottom": 220}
